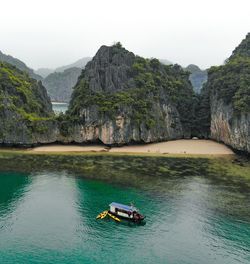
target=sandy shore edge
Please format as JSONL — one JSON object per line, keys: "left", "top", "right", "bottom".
{"left": 30, "top": 139, "right": 233, "bottom": 155}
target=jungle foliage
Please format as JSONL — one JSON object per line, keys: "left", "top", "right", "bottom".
{"left": 0, "top": 62, "right": 54, "bottom": 134}
{"left": 68, "top": 46, "right": 195, "bottom": 131}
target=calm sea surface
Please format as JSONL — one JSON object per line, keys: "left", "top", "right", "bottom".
{"left": 0, "top": 156, "right": 249, "bottom": 264}
{"left": 52, "top": 102, "right": 68, "bottom": 114}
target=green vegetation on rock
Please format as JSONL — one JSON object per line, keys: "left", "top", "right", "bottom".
{"left": 0, "top": 62, "right": 53, "bottom": 121}
{"left": 195, "top": 33, "right": 250, "bottom": 153}
{"left": 0, "top": 62, "right": 55, "bottom": 144}
{"left": 229, "top": 32, "right": 250, "bottom": 59}
{"left": 0, "top": 50, "right": 42, "bottom": 80}
{"left": 68, "top": 43, "right": 195, "bottom": 135}
{"left": 207, "top": 56, "right": 250, "bottom": 112}
{"left": 192, "top": 86, "right": 211, "bottom": 137}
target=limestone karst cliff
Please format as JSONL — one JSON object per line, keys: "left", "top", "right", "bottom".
{"left": 0, "top": 38, "right": 249, "bottom": 153}
{"left": 0, "top": 62, "right": 57, "bottom": 146}
{"left": 203, "top": 33, "right": 250, "bottom": 153}
{"left": 62, "top": 43, "right": 195, "bottom": 145}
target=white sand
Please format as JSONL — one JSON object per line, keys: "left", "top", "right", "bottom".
{"left": 110, "top": 139, "right": 233, "bottom": 154}
{"left": 31, "top": 145, "right": 108, "bottom": 152}
{"left": 31, "top": 139, "right": 233, "bottom": 155}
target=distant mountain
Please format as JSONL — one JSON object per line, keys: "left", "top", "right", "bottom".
{"left": 0, "top": 50, "right": 42, "bottom": 81}
{"left": 41, "top": 56, "right": 173, "bottom": 103}
{"left": 160, "top": 60, "right": 207, "bottom": 93}
{"left": 34, "top": 57, "right": 91, "bottom": 79}
{"left": 186, "top": 64, "right": 207, "bottom": 93}
{"left": 159, "top": 59, "right": 172, "bottom": 65}
{"left": 55, "top": 57, "right": 92, "bottom": 72}
{"left": 35, "top": 68, "right": 54, "bottom": 78}
{"left": 33, "top": 57, "right": 91, "bottom": 101}
{"left": 186, "top": 64, "right": 201, "bottom": 73}
{"left": 42, "top": 67, "right": 82, "bottom": 102}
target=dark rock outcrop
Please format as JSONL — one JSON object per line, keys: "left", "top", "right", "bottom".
{"left": 0, "top": 62, "right": 57, "bottom": 146}
{"left": 64, "top": 43, "right": 195, "bottom": 145}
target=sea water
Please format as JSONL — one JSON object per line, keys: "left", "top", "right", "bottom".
{"left": 52, "top": 102, "right": 68, "bottom": 114}
{"left": 0, "top": 158, "right": 249, "bottom": 264}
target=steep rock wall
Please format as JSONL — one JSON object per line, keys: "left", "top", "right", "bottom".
{"left": 59, "top": 104, "right": 184, "bottom": 145}
{"left": 65, "top": 44, "right": 194, "bottom": 145}
{"left": 210, "top": 95, "right": 250, "bottom": 153}
{"left": 0, "top": 62, "right": 57, "bottom": 146}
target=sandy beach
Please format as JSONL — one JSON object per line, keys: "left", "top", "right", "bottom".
{"left": 31, "top": 139, "right": 234, "bottom": 155}
{"left": 31, "top": 145, "right": 108, "bottom": 152}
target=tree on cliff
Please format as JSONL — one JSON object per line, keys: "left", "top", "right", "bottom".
{"left": 65, "top": 44, "right": 196, "bottom": 144}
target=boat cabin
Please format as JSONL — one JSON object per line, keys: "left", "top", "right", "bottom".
{"left": 109, "top": 202, "right": 144, "bottom": 222}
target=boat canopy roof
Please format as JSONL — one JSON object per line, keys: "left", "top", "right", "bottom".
{"left": 109, "top": 202, "right": 136, "bottom": 212}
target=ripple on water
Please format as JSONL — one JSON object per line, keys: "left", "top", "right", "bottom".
{"left": 0, "top": 169, "right": 249, "bottom": 264}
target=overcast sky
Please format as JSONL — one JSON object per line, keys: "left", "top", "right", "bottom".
{"left": 0, "top": 0, "right": 249, "bottom": 70}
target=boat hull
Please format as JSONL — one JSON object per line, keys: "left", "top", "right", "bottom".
{"left": 108, "top": 211, "right": 145, "bottom": 222}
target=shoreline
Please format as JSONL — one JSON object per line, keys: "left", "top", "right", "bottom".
{"left": 28, "top": 139, "right": 234, "bottom": 155}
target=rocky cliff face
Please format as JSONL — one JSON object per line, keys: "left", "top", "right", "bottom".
{"left": 0, "top": 62, "right": 57, "bottom": 146}
{"left": 1, "top": 38, "right": 248, "bottom": 153}
{"left": 60, "top": 103, "right": 184, "bottom": 145}
{"left": 210, "top": 97, "right": 250, "bottom": 153}
{"left": 204, "top": 33, "right": 250, "bottom": 153}
{"left": 65, "top": 43, "right": 195, "bottom": 145}
{"left": 42, "top": 67, "right": 82, "bottom": 102}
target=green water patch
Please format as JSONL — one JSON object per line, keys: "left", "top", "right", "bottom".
{"left": 0, "top": 170, "right": 249, "bottom": 264}
{"left": 0, "top": 149, "right": 249, "bottom": 263}
{"left": 0, "top": 152, "right": 249, "bottom": 186}
{"left": 0, "top": 152, "right": 249, "bottom": 221}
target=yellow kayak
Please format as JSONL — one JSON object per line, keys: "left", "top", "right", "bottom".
{"left": 96, "top": 210, "right": 108, "bottom": 219}
{"left": 108, "top": 213, "right": 121, "bottom": 222}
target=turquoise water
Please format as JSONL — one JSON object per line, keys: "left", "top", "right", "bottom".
{"left": 0, "top": 167, "right": 249, "bottom": 263}
{"left": 52, "top": 102, "right": 68, "bottom": 114}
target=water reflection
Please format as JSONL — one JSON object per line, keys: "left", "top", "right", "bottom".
{"left": 0, "top": 168, "right": 249, "bottom": 264}
{"left": 52, "top": 102, "right": 68, "bottom": 114}
{"left": 0, "top": 173, "right": 82, "bottom": 253}
{"left": 0, "top": 172, "right": 30, "bottom": 217}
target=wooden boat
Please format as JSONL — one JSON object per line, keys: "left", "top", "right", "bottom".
{"left": 108, "top": 202, "right": 145, "bottom": 222}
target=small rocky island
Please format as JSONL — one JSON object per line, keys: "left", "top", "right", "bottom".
{"left": 0, "top": 34, "right": 249, "bottom": 154}
{"left": 64, "top": 42, "right": 195, "bottom": 144}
